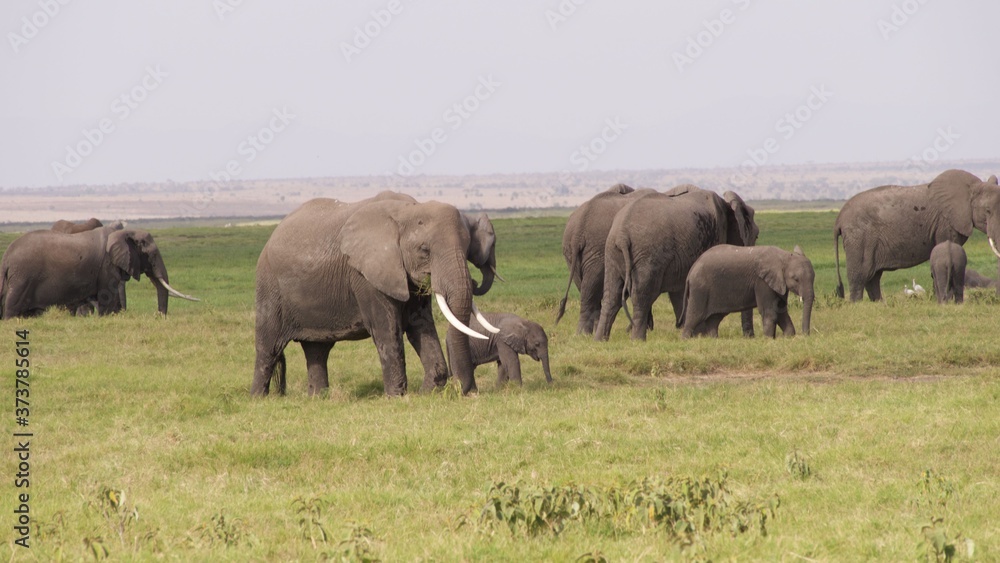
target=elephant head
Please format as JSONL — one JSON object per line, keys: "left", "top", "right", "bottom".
{"left": 107, "top": 229, "right": 199, "bottom": 315}
{"left": 498, "top": 316, "right": 552, "bottom": 383}
{"left": 761, "top": 245, "right": 815, "bottom": 336}
{"left": 463, "top": 212, "right": 501, "bottom": 296}
{"left": 340, "top": 200, "right": 493, "bottom": 392}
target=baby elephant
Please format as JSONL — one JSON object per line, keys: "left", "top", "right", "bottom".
{"left": 680, "top": 245, "right": 815, "bottom": 338}
{"left": 929, "top": 241, "right": 966, "bottom": 304}
{"left": 469, "top": 313, "right": 552, "bottom": 386}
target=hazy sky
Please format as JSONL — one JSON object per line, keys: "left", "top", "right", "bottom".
{"left": 1, "top": 1, "right": 997, "bottom": 188}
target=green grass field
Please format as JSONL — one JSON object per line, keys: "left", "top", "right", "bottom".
{"left": 3, "top": 211, "right": 999, "bottom": 561}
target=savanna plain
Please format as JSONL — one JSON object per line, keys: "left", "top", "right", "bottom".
{"left": 3, "top": 210, "right": 999, "bottom": 562}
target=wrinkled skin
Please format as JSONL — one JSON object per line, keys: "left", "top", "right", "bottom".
{"left": 252, "top": 196, "right": 489, "bottom": 398}
{"left": 594, "top": 185, "right": 759, "bottom": 341}
{"left": 49, "top": 219, "right": 127, "bottom": 314}
{"left": 556, "top": 183, "right": 657, "bottom": 334}
{"left": 469, "top": 312, "right": 552, "bottom": 386}
{"left": 51, "top": 217, "right": 103, "bottom": 234}
{"left": 0, "top": 227, "right": 188, "bottom": 318}
{"left": 964, "top": 268, "right": 997, "bottom": 289}
{"left": 679, "top": 245, "right": 815, "bottom": 338}
{"left": 834, "top": 170, "right": 1000, "bottom": 301}
{"left": 929, "top": 241, "right": 967, "bottom": 304}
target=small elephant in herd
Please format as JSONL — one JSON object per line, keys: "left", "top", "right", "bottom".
{"left": 964, "top": 269, "right": 997, "bottom": 290}
{"left": 252, "top": 191, "right": 502, "bottom": 398}
{"left": 0, "top": 225, "right": 198, "bottom": 319}
{"left": 470, "top": 312, "right": 552, "bottom": 386}
{"left": 929, "top": 241, "right": 966, "bottom": 304}
{"left": 680, "top": 245, "right": 815, "bottom": 338}
{"left": 835, "top": 170, "right": 1000, "bottom": 301}
{"left": 595, "top": 184, "right": 759, "bottom": 341}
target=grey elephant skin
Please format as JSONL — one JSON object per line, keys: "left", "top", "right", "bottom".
{"left": 964, "top": 269, "right": 997, "bottom": 290}
{"left": 557, "top": 183, "right": 656, "bottom": 334}
{"left": 470, "top": 312, "right": 552, "bottom": 385}
{"left": 680, "top": 245, "right": 814, "bottom": 338}
{"left": 51, "top": 218, "right": 104, "bottom": 234}
{"left": 929, "top": 241, "right": 966, "bottom": 304}
{"left": 834, "top": 170, "right": 1000, "bottom": 301}
{"left": 0, "top": 227, "right": 196, "bottom": 319}
{"left": 594, "top": 185, "right": 759, "bottom": 341}
{"left": 252, "top": 195, "right": 493, "bottom": 398}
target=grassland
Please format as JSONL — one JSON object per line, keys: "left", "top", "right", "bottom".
{"left": 2, "top": 211, "right": 999, "bottom": 561}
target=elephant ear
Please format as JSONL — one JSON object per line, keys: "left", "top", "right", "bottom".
{"left": 793, "top": 245, "right": 804, "bottom": 256}
{"left": 664, "top": 184, "right": 692, "bottom": 197}
{"left": 497, "top": 318, "right": 528, "bottom": 354}
{"left": 465, "top": 212, "right": 494, "bottom": 267}
{"left": 758, "top": 253, "right": 787, "bottom": 295}
{"left": 724, "top": 191, "right": 758, "bottom": 246}
{"left": 928, "top": 169, "right": 977, "bottom": 238}
{"left": 988, "top": 174, "right": 998, "bottom": 185}
{"left": 609, "top": 183, "right": 634, "bottom": 195}
{"left": 340, "top": 202, "right": 410, "bottom": 302}
{"left": 107, "top": 230, "right": 141, "bottom": 281}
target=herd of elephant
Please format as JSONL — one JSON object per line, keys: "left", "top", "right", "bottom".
{"left": 0, "top": 168, "right": 996, "bottom": 396}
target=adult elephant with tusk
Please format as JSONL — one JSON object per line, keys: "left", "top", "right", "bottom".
{"left": 251, "top": 195, "right": 499, "bottom": 398}
{"left": 834, "top": 170, "right": 1000, "bottom": 301}
{"left": 0, "top": 227, "right": 198, "bottom": 319}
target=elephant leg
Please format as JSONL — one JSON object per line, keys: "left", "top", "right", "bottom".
{"left": 776, "top": 310, "right": 796, "bottom": 337}
{"left": 251, "top": 340, "right": 289, "bottom": 396}
{"left": 704, "top": 313, "right": 726, "bottom": 338}
{"left": 594, "top": 273, "right": 624, "bottom": 341}
{"left": 845, "top": 244, "right": 870, "bottom": 302}
{"left": 403, "top": 298, "right": 450, "bottom": 391}
{"left": 864, "top": 271, "right": 884, "bottom": 302}
{"left": 954, "top": 277, "right": 964, "bottom": 304}
{"left": 740, "top": 310, "right": 755, "bottom": 338}
{"left": 496, "top": 360, "right": 507, "bottom": 385}
{"left": 628, "top": 271, "right": 660, "bottom": 341}
{"left": 577, "top": 264, "right": 604, "bottom": 335}
{"left": 358, "top": 296, "right": 408, "bottom": 396}
{"left": 300, "top": 341, "right": 333, "bottom": 396}
{"left": 497, "top": 343, "right": 523, "bottom": 385}
{"left": 667, "top": 290, "right": 685, "bottom": 327}
{"left": 755, "top": 291, "right": 779, "bottom": 339}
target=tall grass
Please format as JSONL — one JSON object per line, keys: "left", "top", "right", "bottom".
{"left": 2, "top": 211, "right": 998, "bottom": 561}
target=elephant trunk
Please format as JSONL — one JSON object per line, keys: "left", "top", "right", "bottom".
{"left": 800, "top": 290, "right": 814, "bottom": 336}
{"left": 434, "top": 249, "right": 479, "bottom": 394}
{"left": 147, "top": 253, "right": 170, "bottom": 315}
{"left": 540, "top": 351, "right": 552, "bottom": 383}
{"left": 471, "top": 247, "right": 496, "bottom": 296}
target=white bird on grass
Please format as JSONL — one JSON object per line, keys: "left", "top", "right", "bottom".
{"left": 912, "top": 279, "right": 925, "bottom": 295}
{"left": 904, "top": 279, "right": 926, "bottom": 297}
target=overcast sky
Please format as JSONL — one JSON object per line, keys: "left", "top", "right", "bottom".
{"left": 1, "top": 1, "right": 997, "bottom": 188}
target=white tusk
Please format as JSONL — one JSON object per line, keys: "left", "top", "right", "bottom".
{"left": 491, "top": 265, "right": 506, "bottom": 283}
{"left": 157, "top": 277, "right": 201, "bottom": 302}
{"left": 435, "top": 293, "right": 488, "bottom": 340}
{"left": 990, "top": 238, "right": 1000, "bottom": 260}
{"left": 471, "top": 302, "right": 500, "bottom": 333}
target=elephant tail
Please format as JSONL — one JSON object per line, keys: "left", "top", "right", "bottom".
{"left": 555, "top": 244, "right": 581, "bottom": 325}
{"left": 621, "top": 240, "right": 634, "bottom": 326}
{"left": 677, "top": 279, "right": 690, "bottom": 329}
{"left": 834, "top": 226, "right": 845, "bottom": 299}
{"left": 275, "top": 352, "right": 287, "bottom": 396}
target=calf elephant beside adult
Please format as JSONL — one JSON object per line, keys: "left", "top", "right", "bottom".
{"left": 834, "top": 170, "right": 1000, "bottom": 301}
{"left": 594, "top": 185, "right": 759, "bottom": 341}
{"left": 679, "top": 245, "right": 814, "bottom": 338}
{"left": 0, "top": 227, "right": 199, "bottom": 319}
{"left": 252, "top": 196, "right": 499, "bottom": 398}
{"left": 556, "top": 183, "right": 656, "bottom": 335}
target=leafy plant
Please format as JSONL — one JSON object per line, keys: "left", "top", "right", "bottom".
{"left": 477, "top": 472, "right": 779, "bottom": 549}
{"left": 918, "top": 517, "right": 974, "bottom": 562}
{"left": 292, "top": 496, "right": 329, "bottom": 548}
{"left": 192, "top": 513, "right": 246, "bottom": 548}
{"left": 785, "top": 450, "right": 813, "bottom": 480}
{"left": 333, "top": 523, "right": 382, "bottom": 562}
